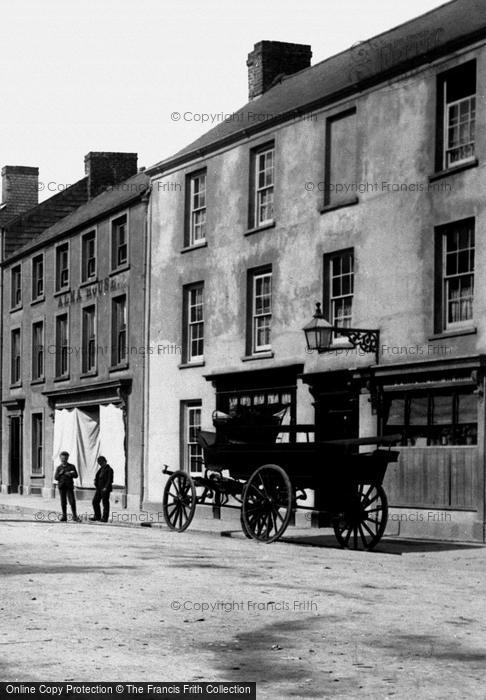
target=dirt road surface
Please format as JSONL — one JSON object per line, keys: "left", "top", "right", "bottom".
{"left": 1, "top": 517, "right": 485, "bottom": 699}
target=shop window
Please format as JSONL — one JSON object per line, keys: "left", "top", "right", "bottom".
{"left": 383, "top": 389, "right": 477, "bottom": 445}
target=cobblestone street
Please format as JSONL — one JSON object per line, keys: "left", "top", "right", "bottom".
{"left": 1, "top": 516, "right": 485, "bottom": 698}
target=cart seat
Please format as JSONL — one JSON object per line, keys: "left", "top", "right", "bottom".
{"left": 197, "top": 430, "right": 217, "bottom": 449}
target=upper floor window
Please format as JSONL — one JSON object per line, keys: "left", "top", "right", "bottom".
{"left": 32, "top": 321, "right": 44, "bottom": 381}
{"left": 11, "top": 329, "right": 21, "bottom": 385}
{"left": 55, "top": 313, "right": 69, "bottom": 379}
{"left": 250, "top": 144, "right": 274, "bottom": 228}
{"left": 248, "top": 267, "right": 272, "bottom": 354}
{"left": 11, "top": 265, "right": 22, "bottom": 309}
{"left": 187, "top": 171, "right": 207, "bottom": 247}
{"left": 436, "top": 60, "right": 476, "bottom": 171}
{"left": 56, "top": 243, "right": 69, "bottom": 291}
{"left": 32, "top": 254, "right": 44, "bottom": 301}
{"left": 111, "top": 214, "right": 128, "bottom": 270}
{"left": 183, "top": 283, "right": 204, "bottom": 363}
{"left": 111, "top": 294, "right": 128, "bottom": 367}
{"left": 324, "top": 249, "right": 354, "bottom": 339}
{"left": 82, "top": 305, "right": 96, "bottom": 374}
{"left": 324, "top": 108, "right": 357, "bottom": 209}
{"left": 82, "top": 230, "right": 97, "bottom": 282}
{"left": 442, "top": 220, "right": 474, "bottom": 330}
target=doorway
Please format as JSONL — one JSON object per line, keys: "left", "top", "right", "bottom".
{"left": 9, "top": 416, "right": 22, "bottom": 493}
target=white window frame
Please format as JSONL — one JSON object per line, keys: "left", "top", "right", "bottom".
{"left": 31, "top": 412, "right": 44, "bottom": 477}
{"left": 185, "top": 403, "right": 203, "bottom": 474}
{"left": 252, "top": 271, "right": 272, "bottom": 353}
{"left": 81, "top": 229, "right": 97, "bottom": 283}
{"left": 187, "top": 285, "right": 204, "bottom": 363}
{"left": 11, "top": 265, "right": 22, "bottom": 309}
{"left": 82, "top": 305, "right": 97, "bottom": 374}
{"left": 55, "top": 312, "right": 69, "bottom": 378}
{"left": 32, "top": 253, "right": 44, "bottom": 301}
{"left": 111, "top": 211, "right": 129, "bottom": 271}
{"left": 443, "top": 225, "right": 474, "bottom": 331}
{"left": 329, "top": 251, "right": 354, "bottom": 342}
{"left": 11, "top": 327, "right": 22, "bottom": 385}
{"left": 189, "top": 172, "right": 206, "bottom": 246}
{"left": 444, "top": 93, "right": 476, "bottom": 169}
{"left": 254, "top": 146, "right": 275, "bottom": 227}
{"left": 32, "top": 320, "right": 44, "bottom": 381}
{"left": 112, "top": 294, "right": 128, "bottom": 367}
{"left": 56, "top": 242, "right": 70, "bottom": 291}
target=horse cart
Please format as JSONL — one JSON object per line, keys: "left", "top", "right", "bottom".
{"left": 162, "top": 406, "right": 400, "bottom": 550}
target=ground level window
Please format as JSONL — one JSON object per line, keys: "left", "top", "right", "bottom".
{"left": 183, "top": 402, "right": 203, "bottom": 474}
{"left": 383, "top": 390, "right": 477, "bottom": 445}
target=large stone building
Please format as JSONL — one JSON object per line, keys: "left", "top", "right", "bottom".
{"left": 144, "top": 0, "right": 486, "bottom": 541}
{"left": 1, "top": 153, "right": 150, "bottom": 509}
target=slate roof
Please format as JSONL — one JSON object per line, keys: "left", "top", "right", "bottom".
{"left": 2, "top": 178, "right": 89, "bottom": 256}
{"left": 4, "top": 171, "right": 150, "bottom": 263}
{"left": 147, "top": 0, "right": 486, "bottom": 175}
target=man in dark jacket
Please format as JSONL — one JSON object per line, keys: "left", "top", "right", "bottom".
{"left": 90, "top": 456, "right": 114, "bottom": 523}
{"left": 54, "top": 451, "right": 79, "bottom": 522}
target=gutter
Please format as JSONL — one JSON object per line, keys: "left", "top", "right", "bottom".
{"left": 147, "top": 26, "right": 486, "bottom": 177}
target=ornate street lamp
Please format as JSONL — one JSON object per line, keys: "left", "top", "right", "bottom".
{"left": 303, "top": 302, "right": 380, "bottom": 363}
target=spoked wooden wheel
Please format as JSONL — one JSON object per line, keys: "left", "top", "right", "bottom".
{"left": 333, "top": 483, "right": 388, "bottom": 551}
{"left": 163, "top": 471, "right": 197, "bottom": 532}
{"left": 242, "top": 464, "right": 293, "bottom": 543}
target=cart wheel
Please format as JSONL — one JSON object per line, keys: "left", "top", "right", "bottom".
{"left": 333, "top": 483, "right": 388, "bottom": 551}
{"left": 163, "top": 471, "right": 197, "bottom": 532}
{"left": 242, "top": 464, "right": 293, "bottom": 543}
{"left": 240, "top": 509, "right": 253, "bottom": 539}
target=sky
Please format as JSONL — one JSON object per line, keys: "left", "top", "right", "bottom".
{"left": 0, "top": 0, "right": 448, "bottom": 201}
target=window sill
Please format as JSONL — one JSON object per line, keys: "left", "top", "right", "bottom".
{"left": 9, "top": 383, "right": 22, "bottom": 390}
{"left": 320, "top": 196, "right": 359, "bottom": 214}
{"left": 31, "top": 378, "right": 45, "bottom": 386}
{"left": 429, "top": 327, "right": 477, "bottom": 341}
{"left": 181, "top": 242, "right": 208, "bottom": 254}
{"left": 109, "top": 363, "right": 129, "bottom": 373}
{"left": 31, "top": 296, "right": 45, "bottom": 306}
{"left": 429, "top": 158, "right": 478, "bottom": 182}
{"left": 53, "top": 287, "right": 70, "bottom": 298}
{"left": 178, "top": 361, "right": 205, "bottom": 369}
{"left": 30, "top": 474, "right": 45, "bottom": 479}
{"left": 244, "top": 221, "right": 276, "bottom": 237}
{"left": 241, "top": 351, "right": 275, "bottom": 362}
{"left": 110, "top": 265, "right": 130, "bottom": 277}
{"left": 53, "top": 375, "right": 70, "bottom": 383}
{"left": 10, "top": 305, "right": 23, "bottom": 313}
{"left": 80, "top": 371, "right": 98, "bottom": 379}
{"left": 79, "top": 278, "right": 98, "bottom": 288}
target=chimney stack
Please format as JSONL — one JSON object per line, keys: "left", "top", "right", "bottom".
{"left": 1, "top": 165, "right": 39, "bottom": 217}
{"left": 84, "top": 152, "right": 138, "bottom": 198}
{"left": 247, "top": 41, "right": 312, "bottom": 101}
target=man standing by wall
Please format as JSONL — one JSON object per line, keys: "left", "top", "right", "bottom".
{"left": 91, "top": 456, "right": 114, "bottom": 523}
{"left": 54, "top": 451, "right": 79, "bottom": 522}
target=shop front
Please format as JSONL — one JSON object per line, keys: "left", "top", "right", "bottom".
{"left": 44, "top": 379, "right": 131, "bottom": 506}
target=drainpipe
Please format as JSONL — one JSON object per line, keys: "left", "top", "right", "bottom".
{"left": 140, "top": 184, "right": 153, "bottom": 510}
